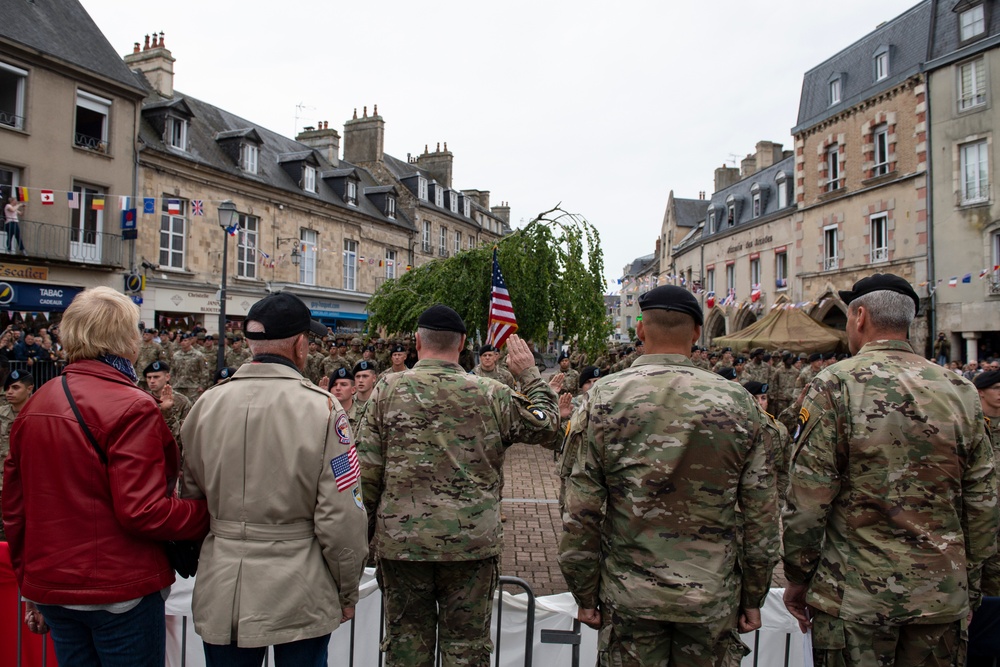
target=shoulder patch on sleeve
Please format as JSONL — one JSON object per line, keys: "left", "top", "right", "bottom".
{"left": 528, "top": 406, "right": 548, "bottom": 423}
{"left": 335, "top": 413, "right": 352, "bottom": 445}
{"left": 793, "top": 406, "right": 810, "bottom": 443}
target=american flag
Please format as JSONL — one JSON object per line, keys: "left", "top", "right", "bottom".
{"left": 486, "top": 247, "right": 518, "bottom": 349}
{"left": 330, "top": 447, "right": 360, "bottom": 492}
{"left": 191, "top": 200, "right": 204, "bottom": 216}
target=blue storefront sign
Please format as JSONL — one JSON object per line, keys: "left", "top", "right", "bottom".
{"left": 0, "top": 281, "right": 83, "bottom": 311}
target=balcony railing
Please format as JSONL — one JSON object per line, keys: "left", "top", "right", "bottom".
{"left": 421, "top": 241, "right": 432, "bottom": 253}
{"left": 0, "top": 110, "right": 24, "bottom": 130}
{"left": 990, "top": 280, "right": 1000, "bottom": 296}
{"left": 74, "top": 133, "right": 109, "bottom": 153}
{"left": 0, "top": 218, "right": 124, "bottom": 267}
{"left": 824, "top": 257, "right": 839, "bottom": 271}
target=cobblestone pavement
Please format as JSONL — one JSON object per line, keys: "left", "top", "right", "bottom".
{"left": 499, "top": 442, "right": 566, "bottom": 597}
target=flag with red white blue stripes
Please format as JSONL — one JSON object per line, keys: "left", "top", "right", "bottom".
{"left": 486, "top": 247, "right": 518, "bottom": 349}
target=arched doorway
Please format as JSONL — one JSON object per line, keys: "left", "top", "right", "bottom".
{"left": 734, "top": 308, "right": 758, "bottom": 332}
{"left": 705, "top": 308, "right": 726, "bottom": 345}
{"left": 811, "top": 293, "right": 847, "bottom": 331}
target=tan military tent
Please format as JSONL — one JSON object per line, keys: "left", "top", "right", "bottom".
{"left": 712, "top": 307, "right": 848, "bottom": 355}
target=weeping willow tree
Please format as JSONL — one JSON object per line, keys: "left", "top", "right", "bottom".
{"left": 366, "top": 206, "right": 611, "bottom": 356}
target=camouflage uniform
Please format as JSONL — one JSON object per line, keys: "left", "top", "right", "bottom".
{"left": 739, "top": 360, "right": 769, "bottom": 385}
{"left": 356, "top": 359, "right": 559, "bottom": 667}
{"left": 0, "top": 402, "right": 14, "bottom": 540}
{"left": 171, "top": 348, "right": 210, "bottom": 402}
{"left": 770, "top": 362, "right": 800, "bottom": 418}
{"left": 322, "top": 353, "right": 352, "bottom": 379}
{"left": 224, "top": 345, "right": 252, "bottom": 369}
{"left": 155, "top": 390, "right": 192, "bottom": 456}
{"left": 306, "top": 351, "right": 326, "bottom": 385}
{"left": 795, "top": 363, "right": 820, "bottom": 391}
{"left": 558, "top": 354, "right": 779, "bottom": 665}
{"left": 134, "top": 340, "right": 164, "bottom": 389}
{"left": 783, "top": 340, "right": 998, "bottom": 664}
{"left": 471, "top": 363, "right": 517, "bottom": 390}
{"left": 560, "top": 367, "right": 580, "bottom": 396}
{"left": 979, "top": 413, "right": 1000, "bottom": 597}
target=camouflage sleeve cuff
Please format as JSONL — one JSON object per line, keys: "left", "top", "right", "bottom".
{"left": 740, "top": 568, "right": 774, "bottom": 610}
{"left": 516, "top": 365, "right": 542, "bottom": 383}
{"left": 781, "top": 561, "right": 813, "bottom": 586}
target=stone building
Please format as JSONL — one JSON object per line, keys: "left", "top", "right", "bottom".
{"left": 618, "top": 252, "right": 657, "bottom": 338}
{"left": 656, "top": 190, "right": 710, "bottom": 288}
{"left": 792, "top": 1, "right": 932, "bottom": 349}
{"left": 123, "top": 37, "right": 413, "bottom": 334}
{"left": 925, "top": 0, "right": 1000, "bottom": 362}
{"left": 670, "top": 142, "right": 797, "bottom": 344}
{"left": 0, "top": 0, "right": 146, "bottom": 325}
{"left": 336, "top": 108, "right": 510, "bottom": 267}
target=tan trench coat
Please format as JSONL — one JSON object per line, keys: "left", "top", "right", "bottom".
{"left": 180, "top": 362, "right": 368, "bottom": 648}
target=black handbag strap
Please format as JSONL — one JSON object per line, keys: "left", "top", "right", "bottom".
{"left": 62, "top": 374, "right": 107, "bottom": 465}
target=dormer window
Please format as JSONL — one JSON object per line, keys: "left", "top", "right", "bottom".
{"left": 387, "top": 196, "right": 396, "bottom": 219}
{"left": 707, "top": 205, "right": 717, "bottom": 233}
{"left": 750, "top": 183, "right": 762, "bottom": 218}
{"left": 418, "top": 176, "right": 428, "bottom": 201}
{"left": 463, "top": 198, "right": 471, "bottom": 217}
{"left": 725, "top": 195, "right": 737, "bottom": 227}
{"left": 303, "top": 165, "right": 316, "bottom": 193}
{"left": 240, "top": 144, "right": 258, "bottom": 173}
{"left": 829, "top": 77, "right": 842, "bottom": 106}
{"left": 874, "top": 46, "right": 890, "bottom": 82}
{"left": 775, "top": 172, "right": 788, "bottom": 208}
{"left": 434, "top": 184, "right": 443, "bottom": 208}
{"left": 449, "top": 191, "right": 459, "bottom": 214}
{"left": 960, "top": 3, "right": 986, "bottom": 41}
{"left": 167, "top": 117, "right": 187, "bottom": 151}
{"left": 346, "top": 181, "right": 357, "bottom": 206}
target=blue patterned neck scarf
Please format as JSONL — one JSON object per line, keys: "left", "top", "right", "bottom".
{"left": 97, "top": 354, "right": 139, "bottom": 384}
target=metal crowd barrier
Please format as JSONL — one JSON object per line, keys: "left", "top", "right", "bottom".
{"left": 7, "top": 360, "right": 64, "bottom": 387}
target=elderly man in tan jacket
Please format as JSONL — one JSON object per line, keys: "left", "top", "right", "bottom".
{"left": 181, "top": 293, "right": 369, "bottom": 666}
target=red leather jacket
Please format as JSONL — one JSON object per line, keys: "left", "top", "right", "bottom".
{"left": 1, "top": 360, "right": 209, "bottom": 604}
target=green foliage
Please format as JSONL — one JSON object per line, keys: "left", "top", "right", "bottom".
{"left": 366, "top": 206, "right": 611, "bottom": 355}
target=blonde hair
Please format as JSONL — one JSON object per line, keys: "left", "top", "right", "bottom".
{"left": 61, "top": 287, "right": 141, "bottom": 362}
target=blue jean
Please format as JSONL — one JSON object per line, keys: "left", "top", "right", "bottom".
{"left": 203, "top": 633, "right": 331, "bottom": 667}
{"left": 36, "top": 592, "right": 166, "bottom": 667}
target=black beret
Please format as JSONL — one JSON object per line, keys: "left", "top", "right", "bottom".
{"left": 838, "top": 273, "right": 920, "bottom": 313}
{"left": 181, "top": 332, "right": 196, "bottom": 340}
{"left": 214, "top": 367, "right": 237, "bottom": 383}
{"left": 808, "top": 353, "right": 823, "bottom": 362}
{"left": 336, "top": 341, "right": 346, "bottom": 347}
{"left": 558, "top": 351, "right": 570, "bottom": 361}
{"left": 417, "top": 305, "right": 467, "bottom": 334}
{"left": 353, "top": 360, "right": 378, "bottom": 375}
{"left": 717, "top": 366, "right": 738, "bottom": 381}
{"left": 635, "top": 340, "right": 644, "bottom": 347}
{"left": 479, "top": 344, "right": 497, "bottom": 355}
{"left": 143, "top": 328, "right": 157, "bottom": 334}
{"left": 691, "top": 345, "right": 700, "bottom": 353}
{"left": 4, "top": 369, "right": 32, "bottom": 390}
{"left": 391, "top": 344, "right": 406, "bottom": 354}
{"left": 735, "top": 356, "right": 746, "bottom": 365}
{"left": 974, "top": 370, "right": 1000, "bottom": 391}
{"left": 743, "top": 381, "right": 768, "bottom": 396}
{"left": 762, "top": 354, "right": 772, "bottom": 362}
{"left": 637, "top": 286, "right": 703, "bottom": 326}
{"left": 579, "top": 366, "right": 601, "bottom": 384}
{"left": 331, "top": 367, "right": 354, "bottom": 382}
{"left": 144, "top": 360, "right": 170, "bottom": 376}
{"left": 751, "top": 348, "right": 765, "bottom": 357}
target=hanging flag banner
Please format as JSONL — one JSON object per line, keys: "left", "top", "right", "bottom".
{"left": 167, "top": 199, "right": 181, "bottom": 215}
{"left": 67, "top": 192, "right": 80, "bottom": 209}
{"left": 40, "top": 190, "right": 54, "bottom": 205}
{"left": 191, "top": 200, "right": 204, "bottom": 216}
{"left": 486, "top": 247, "right": 518, "bottom": 349}
{"left": 91, "top": 198, "right": 105, "bottom": 211}
{"left": 143, "top": 197, "right": 156, "bottom": 214}
{"left": 119, "top": 196, "right": 131, "bottom": 211}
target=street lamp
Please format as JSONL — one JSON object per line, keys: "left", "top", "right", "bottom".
{"left": 217, "top": 200, "right": 238, "bottom": 373}
{"left": 277, "top": 236, "right": 302, "bottom": 267}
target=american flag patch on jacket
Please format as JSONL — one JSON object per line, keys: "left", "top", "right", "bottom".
{"left": 331, "top": 447, "right": 360, "bottom": 492}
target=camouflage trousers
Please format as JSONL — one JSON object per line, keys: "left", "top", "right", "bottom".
{"left": 981, "top": 553, "right": 1000, "bottom": 597}
{"left": 376, "top": 556, "right": 499, "bottom": 667}
{"left": 810, "top": 611, "right": 965, "bottom": 667}
{"left": 597, "top": 606, "right": 748, "bottom": 667}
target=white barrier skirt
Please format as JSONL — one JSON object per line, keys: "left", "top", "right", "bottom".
{"left": 164, "top": 571, "right": 807, "bottom": 667}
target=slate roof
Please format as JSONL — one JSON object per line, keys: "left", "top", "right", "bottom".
{"left": 625, "top": 253, "right": 656, "bottom": 277}
{"left": 927, "top": 0, "right": 1000, "bottom": 66}
{"left": 702, "top": 156, "right": 795, "bottom": 238}
{"left": 674, "top": 198, "right": 711, "bottom": 228}
{"left": 381, "top": 152, "right": 509, "bottom": 232}
{"left": 0, "top": 0, "right": 145, "bottom": 94}
{"left": 137, "top": 89, "right": 413, "bottom": 232}
{"left": 793, "top": 1, "right": 932, "bottom": 133}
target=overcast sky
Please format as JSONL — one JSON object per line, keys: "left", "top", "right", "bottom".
{"left": 82, "top": 0, "right": 920, "bottom": 292}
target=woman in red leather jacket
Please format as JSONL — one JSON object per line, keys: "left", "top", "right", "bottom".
{"left": 2, "top": 286, "right": 209, "bottom": 667}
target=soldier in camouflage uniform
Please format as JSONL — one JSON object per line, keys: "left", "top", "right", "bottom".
{"left": 795, "top": 352, "right": 823, "bottom": 390}
{"left": 556, "top": 351, "right": 579, "bottom": 395}
{"left": 559, "top": 286, "right": 779, "bottom": 666}
{"left": 357, "top": 307, "right": 559, "bottom": 667}
{"left": 783, "top": 274, "right": 998, "bottom": 666}
{"left": 304, "top": 339, "right": 325, "bottom": 385}
{"left": 144, "top": 360, "right": 192, "bottom": 458}
{"left": 345, "top": 336, "right": 363, "bottom": 369}
{"left": 323, "top": 341, "right": 352, "bottom": 378}
{"left": 353, "top": 360, "right": 378, "bottom": 407}
{"left": 739, "top": 348, "right": 770, "bottom": 385}
{"left": 0, "top": 370, "right": 33, "bottom": 541}
{"left": 472, "top": 343, "right": 516, "bottom": 389}
{"left": 379, "top": 344, "right": 409, "bottom": 379}
{"left": 974, "top": 369, "right": 1000, "bottom": 598}
{"left": 769, "top": 353, "right": 800, "bottom": 418}
{"left": 224, "top": 334, "right": 251, "bottom": 369}
{"left": 134, "top": 328, "right": 164, "bottom": 389}
{"left": 328, "top": 366, "right": 364, "bottom": 428}
{"left": 171, "top": 333, "right": 210, "bottom": 403}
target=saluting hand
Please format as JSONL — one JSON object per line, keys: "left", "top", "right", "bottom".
{"left": 558, "top": 392, "right": 573, "bottom": 420}
{"left": 160, "top": 384, "right": 175, "bottom": 412}
{"left": 548, "top": 372, "right": 565, "bottom": 393}
{"left": 505, "top": 335, "right": 533, "bottom": 376}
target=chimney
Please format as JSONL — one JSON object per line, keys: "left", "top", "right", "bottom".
{"left": 462, "top": 189, "right": 490, "bottom": 210}
{"left": 342, "top": 104, "right": 384, "bottom": 165}
{"left": 714, "top": 165, "right": 741, "bottom": 193}
{"left": 123, "top": 32, "right": 175, "bottom": 98}
{"left": 755, "top": 140, "right": 784, "bottom": 170}
{"left": 297, "top": 120, "right": 341, "bottom": 166}
{"left": 741, "top": 153, "right": 757, "bottom": 178}
{"left": 655, "top": 237, "right": 661, "bottom": 258}
{"left": 415, "top": 141, "right": 454, "bottom": 189}
{"left": 491, "top": 202, "right": 510, "bottom": 224}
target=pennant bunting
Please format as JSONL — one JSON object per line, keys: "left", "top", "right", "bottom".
{"left": 67, "top": 192, "right": 80, "bottom": 209}
{"left": 91, "top": 198, "right": 105, "bottom": 211}
{"left": 167, "top": 199, "right": 181, "bottom": 215}
{"left": 191, "top": 200, "right": 204, "bottom": 216}
{"left": 119, "top": 196, "right": 131, "bottom": 211}
{"left": 143, "top": 197, "right": 156, "bottom": 214}
{"left": 15, "top": 187, "right": 28, "bottom": 202}
{"left": 40, "top": 190, "right": 54, "bottom": 205}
